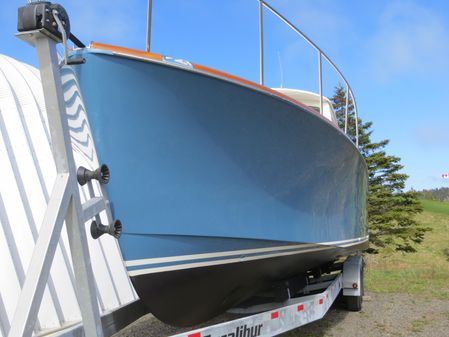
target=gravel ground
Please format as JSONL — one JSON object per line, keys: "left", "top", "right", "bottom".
{"left": 113, "top": 292, "right": 449, "bottom": 337}
{"left": 281, "top": 293, "right": 449, "bottom": 337}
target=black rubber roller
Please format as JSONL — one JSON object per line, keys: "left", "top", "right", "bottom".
{"left": 77, "top": 164, "right": 110, "bottom": 186}
{"left": 90, "top": 219, "right": 122, "bottom": 239}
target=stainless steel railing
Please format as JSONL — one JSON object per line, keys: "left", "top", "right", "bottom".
{"left": 258, "top": 0, "right": 359, "bottom": 146}
{"left": 144, "top": 0, "right": 359, "bottom": 146}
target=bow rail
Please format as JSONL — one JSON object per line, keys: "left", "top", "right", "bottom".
{"left": 143, "top": 0, "right": 360, "bottom": 145}
{"left": 258, "top": 0, "right": 359, "bottom": 146}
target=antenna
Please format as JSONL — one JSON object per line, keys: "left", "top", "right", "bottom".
{"left": 277, "top": 51, "right": 284, "bottom": 88}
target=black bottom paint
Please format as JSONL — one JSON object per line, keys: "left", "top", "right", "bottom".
{"left": 131, "top": 242, "right": 367, "bottom": 327}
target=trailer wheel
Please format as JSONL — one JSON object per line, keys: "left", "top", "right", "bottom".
{"left": 346, "top": 292, "right": 362, "bottom": 311}
{"left": 346, "top": 259, "right": 364, "bottom": 311}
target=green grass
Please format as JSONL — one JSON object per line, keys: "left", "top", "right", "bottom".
{"left": 365, "top": 199, "right": 449, "bottom": 300}
{"left": 420, "top": 199, "right": 449, "bottom": 215}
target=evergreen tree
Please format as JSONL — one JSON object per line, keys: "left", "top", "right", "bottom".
{"left": 331, "top": 85, "right": 428, "bottom": 253}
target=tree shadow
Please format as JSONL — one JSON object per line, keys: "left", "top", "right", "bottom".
{"left": 443, "top": 248, "right": 449, "bottom": 262}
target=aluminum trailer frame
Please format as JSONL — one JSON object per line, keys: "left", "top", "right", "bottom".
{"left": 9, "top": 4, "right": 117, "bottom": 336}
{"left": 171, "top": 255, "right": 364, "bottom": 337}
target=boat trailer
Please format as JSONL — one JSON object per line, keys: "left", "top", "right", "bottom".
{"left": 6, "top": 2, "right": 365, "bottom": 336}
{"left": 170, "top": 256, "right": 363, "bottom": 337}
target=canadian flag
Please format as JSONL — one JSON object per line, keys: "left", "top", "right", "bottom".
{"left": 443, "top": 173, "right": 449, "bottom": 179}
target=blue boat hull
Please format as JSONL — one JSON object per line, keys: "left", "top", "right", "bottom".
{"left": 71, "top": 49, "right": 368, "bottom": 326}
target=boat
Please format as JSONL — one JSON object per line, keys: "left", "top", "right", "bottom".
{"left": 68, "top": 2, "right": 368, "bottom": 327}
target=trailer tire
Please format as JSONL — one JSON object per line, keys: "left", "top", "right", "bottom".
{"left": 346, "top": 292, "right": 362, "bottom": 311}
{"left": 346, "top": 258, "right": 364, "bottom": 311}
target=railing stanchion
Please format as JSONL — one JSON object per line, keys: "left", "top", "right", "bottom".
{"left": 146, "top": 0, "right": 153, "bottom": 52}
{"left": 318, "top": 51, "right": 323, "bottom": 115}
{"left": 351, "top": 91, "right": 359, "bottom": 147}
{"left": 344, "top": 84, "right": 349, "bottom": 134}
{"left": 259, "top": 0, "right": 264, "bottom": 86}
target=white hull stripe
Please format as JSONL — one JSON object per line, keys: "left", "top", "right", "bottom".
{"left": 319, "top": 236, "right": 369, "bottom": 247}
{"left": 128, "top": 245, "right": 332, "bottom": 276}
{"left": 126, "top": 236, "right": 369, "bottom": 276}
{"left": 125, "top": 243, "right": 317, "bottom": 267}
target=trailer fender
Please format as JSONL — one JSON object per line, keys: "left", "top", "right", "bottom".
{"left": 342, "top": 255, "right": 363, "bottom": 297}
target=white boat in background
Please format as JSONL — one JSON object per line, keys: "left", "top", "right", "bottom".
{"left": 0, "top": 54, "right": 139, "bottom": 336}
{"left": 273, "top": 88, "right": 337, "bottom": 122}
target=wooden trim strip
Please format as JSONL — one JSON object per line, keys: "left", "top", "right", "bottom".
{"left": 90, "top": 42, "right": 163, "bottom": 61}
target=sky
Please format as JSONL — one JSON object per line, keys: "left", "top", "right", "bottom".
{"left": 1, "top": 0, "right": 448, "bottom": 190}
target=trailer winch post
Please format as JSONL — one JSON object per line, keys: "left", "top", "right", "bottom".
{"left": 9, "top": 3, "right": 108, "bottom": 337}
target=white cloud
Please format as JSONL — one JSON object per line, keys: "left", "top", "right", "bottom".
{"left": 273, "top": 0, "right": 353, "bottom": 52}
{"left": 365, "top": 0, "right": 449, "bottom": 82}
{"left": 64, "top": 0, "right": 145, "bottom": 47}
